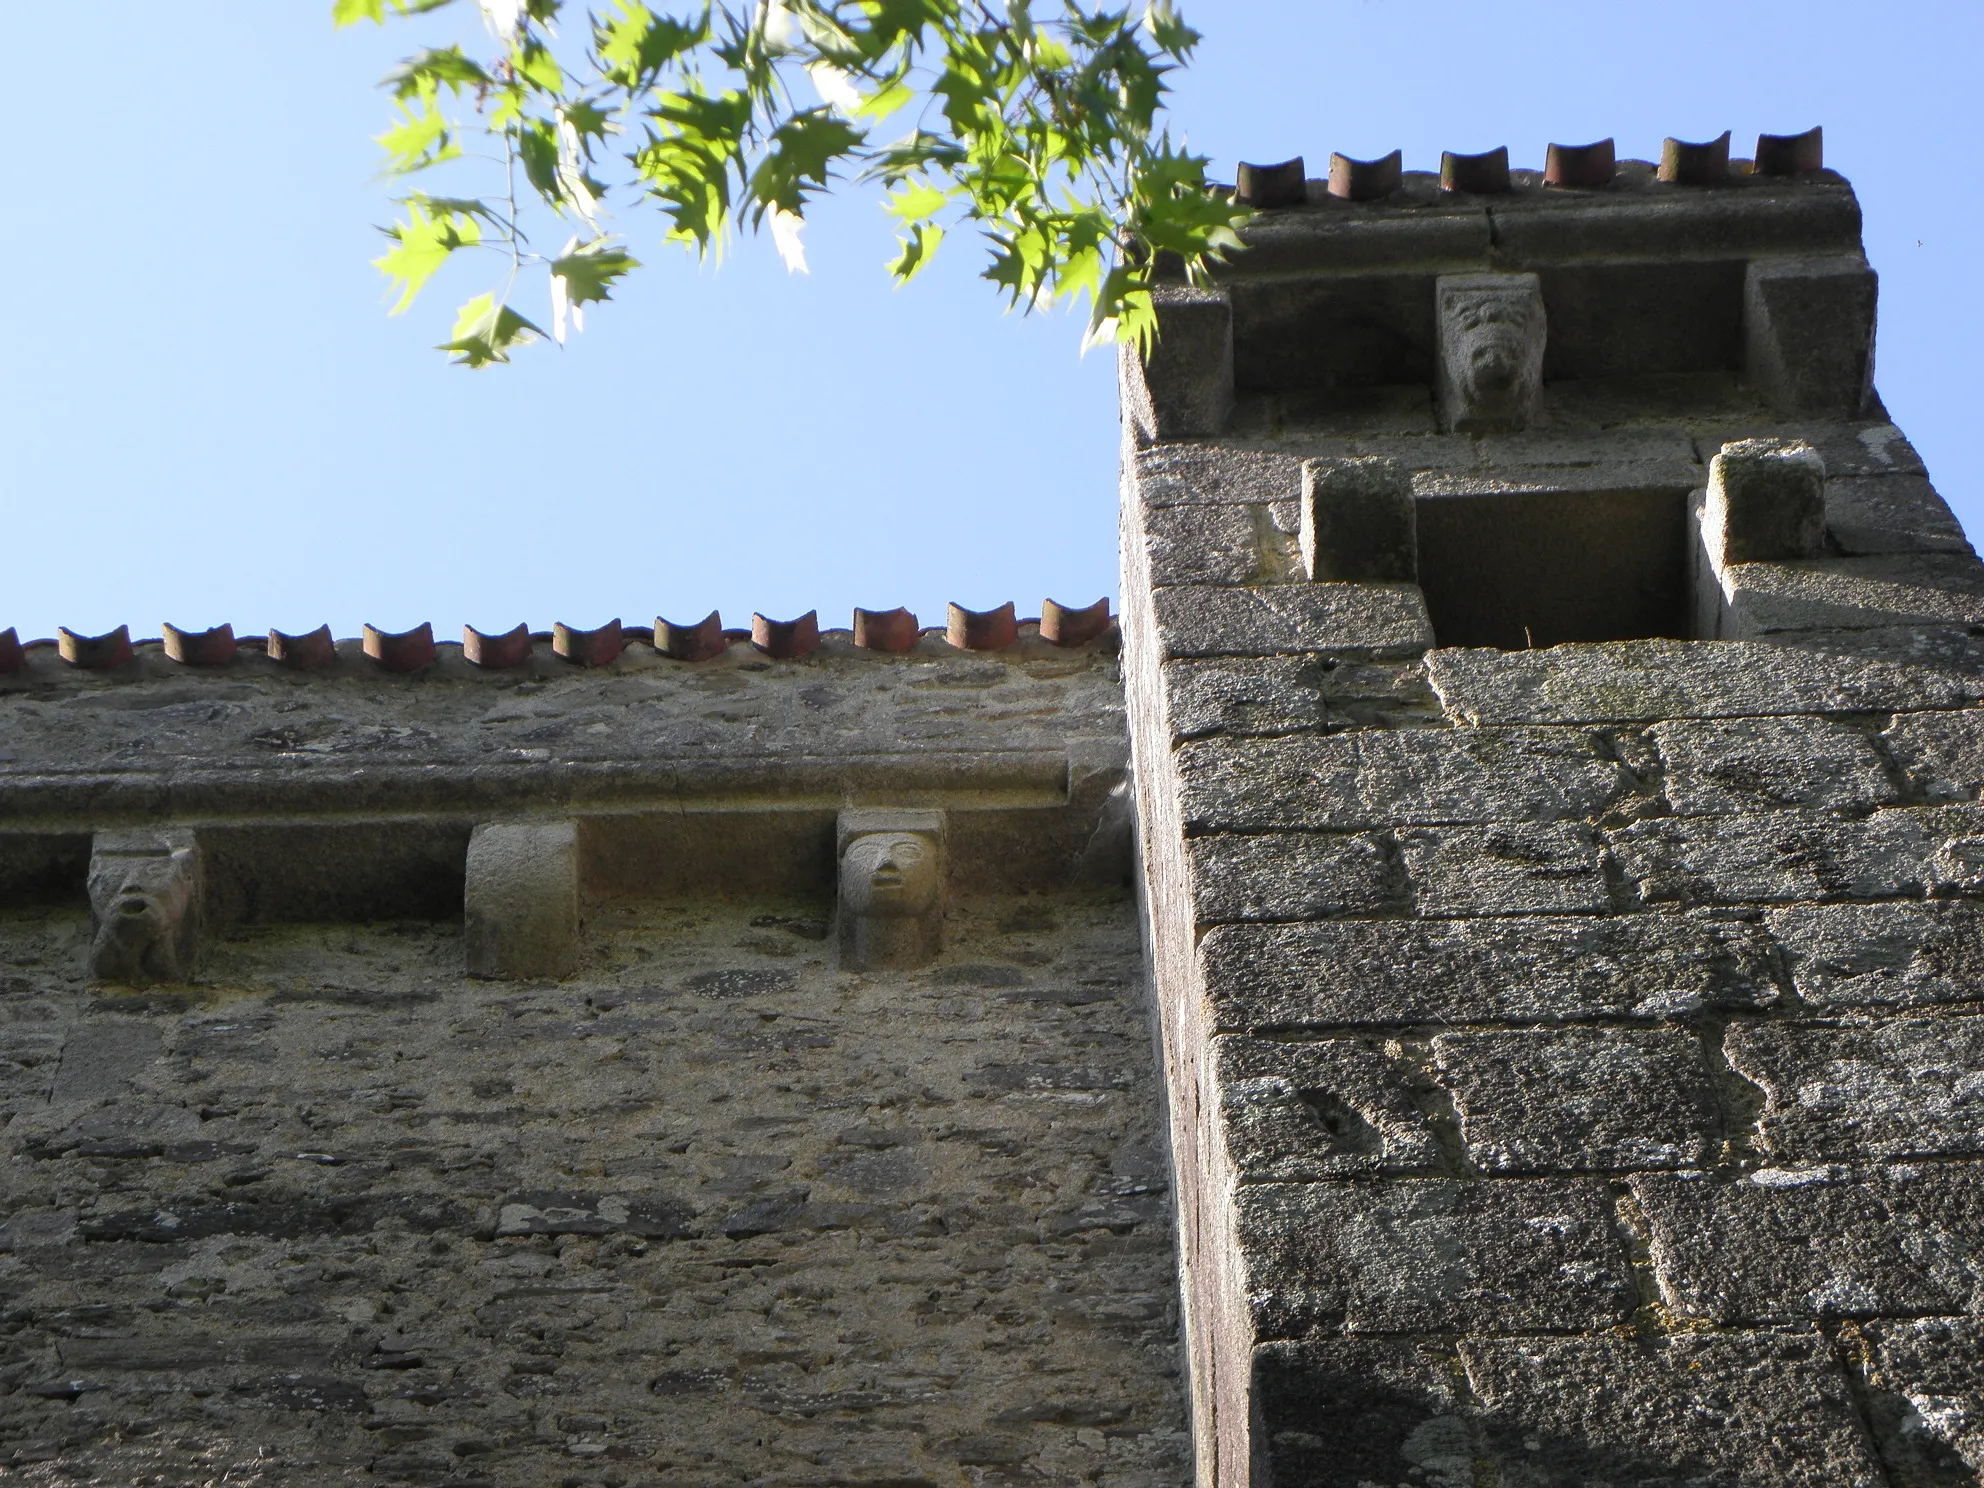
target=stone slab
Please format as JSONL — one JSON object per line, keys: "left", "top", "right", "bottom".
{"left": 1694, "top": 417, "right": 1928, "bottom": 479}
{"left": 1235, "top": 1178, "right": 1632, "bottom": 1337}
{"left": 1185, "top": 832, "right": 1397, "bottom": 923}
{"left": 1855, "top": 1317, "right": 1984, "bottom": 1486}
{"left": 1176, "top": 728, "right": 1635, "bottom": 833}
{"left": 1140, "top": 501, "right": 1275, "bottom": 587}
{"left": 1399, "top": 823, "right": 1612, "bottom": 914}
{"left": 1769, "top": 901, "right": 1984, "bottom": 1010}
{"left": 1151, "top": 582, "right": 1435, "bottom": 660}
{"left": 1609, "top": 809, "right": 1934, "bottom": 905}
{"left": 1632, "top": 1164, "right": 1984, "bottom": 1323}
{"left": 1215, "top": 1035, "right": 1439, "bottom": 1181}
{"left": 1432, "top": 1028, "right": 1718, "bottom": 1173}
{"left": 1826, "top": 474, "right": 1972, "bottom": 556}
{"left": 1251, "top": 1339, "right": 1471, "bottom": 1488}
{"left": 1134, "top": 443, "right": 1304, "bottom": 506}
{"left": 1160, "top": 656, "right": 1442, "bottom": 740}
{"left": 1718, "top": 553, "right": 1984, "bottom": 637}
{"left": 1726, "top": 1018, "right": 1984, "bottom": 1162}
{"left": 1462, "top": 1332, "right": 1887, "bottom": 1488}
{"left": 1650, "top": 717, "right": 1900, "bottom": 815}
{"left": 1200, "top": 914, "right": 1781, "bottom": 1031}
{"left": 1884, "top": 708, "right": 1984, "bottom": 803}
{"left": 1427, "top": 628, "right": 1984, "bottom": 726}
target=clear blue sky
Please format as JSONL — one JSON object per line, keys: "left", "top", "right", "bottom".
{"left": 3, "top": 3, "right": 1979, "bottom": 639}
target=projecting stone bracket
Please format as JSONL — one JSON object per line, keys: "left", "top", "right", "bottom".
{"left": 1435, "top": 271, "right": 1546, "bottom": 433}
{"left": 88, "top": 829, "right": 203, "bottom": 984}
{"left": 1120, "top": 287, "right": 1235, "bottom": 445}
{"left": 1744, "top": 254, "right": 1877, "bottom": 418}
{"left": 837, "top": 809, "right": 945, "bottom": 971}
{"left": 1301, "top": 456, "right": 1418, "bottom": 584}
{"left": 465, "top": 820, "right": 580, "bottom": 980}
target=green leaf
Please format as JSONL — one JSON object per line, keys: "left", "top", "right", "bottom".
{"left": 372, "top": 199, "right": 489, "bottom": 312}
{"left": 596, "top": 3, "right": 709, "bottom": 88}
{"left": 885, "top": 180, "right": 949, "bottom": 224}
{"left": 550, "top": 238, "right": 640, "bottom": 306}
{"left": 747, "top": 107, "right": 865, "bottom": 216}
{"left": 332, "top": 0, "right": 384, "bottom": 25}
{"left": 374, "top": 91, "right": 459, "bottom": 175}
{"left": 382, "top": 46, "right": 490, "bottom": 100}
{"left": 885, "top": 221, "right": 944, "bottom": 283}
{"left": 438, "top": 293, "right": 544, "bottom": 367}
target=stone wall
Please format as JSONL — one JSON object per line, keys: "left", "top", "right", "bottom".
{"left": 0, "top": 633, "right": 1189, "bottom": 1485}
{"left": 1120, "top": 148, "right": 1984, "bottom": 1486}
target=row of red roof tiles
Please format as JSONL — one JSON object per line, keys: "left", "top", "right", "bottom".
{"left": 0, "top": 599, "right": 1112, "bottom": 674}
{"left": 1237, "top": 126, "right": 1825, "bottom": 204}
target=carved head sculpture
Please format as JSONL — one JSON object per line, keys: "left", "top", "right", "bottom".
{"left": 1436, "top": 273, "right": 1546, "bottom": 432}
{"left": 840, "top": 832, "right": 940, "bottom": 919}
{"left": 87, "top": 831, "right": 202, "bottom": 984}
{"left": 837, "top": 812, "right": 945, "bottom": 971}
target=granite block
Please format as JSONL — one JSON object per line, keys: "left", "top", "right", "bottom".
{"left": 1650, "top": 717, "right": 1900, "bottom": 815}
{"left": 1216, "top": 1036, "right": 1438, "bottom": 1181}
{"left": 1609, "top": 810, "right": 1933, "bottom": 905}
{"left": 1400, "top": 823, "right": 1612, "bottom": 914}
{"left": 1770, "top": 901, "right": 1984, "bottom": 1010}
{"left": 1186, "top": 831, "right": 1397, "bottom": 923}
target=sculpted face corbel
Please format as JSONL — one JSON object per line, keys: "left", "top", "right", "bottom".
{"left": 837, "top": 810, "right": 945, "bottom": 971}
{"left": 1436, "top": 272, "right": 1547, "bottom": 433}
{"left": 87, "top": 829, "right": 203, "bottom": 984}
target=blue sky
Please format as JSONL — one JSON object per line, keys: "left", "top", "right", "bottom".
{"left": 3, "top": 2, "right": 1979, "bottom": 639}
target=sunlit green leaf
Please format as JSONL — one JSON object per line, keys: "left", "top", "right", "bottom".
{"left": 438, "top": 292, "right": 545, "bottom": 366}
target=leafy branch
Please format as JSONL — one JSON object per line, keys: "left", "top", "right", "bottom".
{"left": 337, "top": 0, "right": 1249, "bottom": 364}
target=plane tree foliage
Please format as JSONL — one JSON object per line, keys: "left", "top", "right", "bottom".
{"left": 335, "top": 0, "right": 1248, "bottom": 365}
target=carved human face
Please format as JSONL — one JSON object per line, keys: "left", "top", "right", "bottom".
{"left": 88, "top": 843, "right": 197, "bottom": 981}
{"left": 840, "top": 832, "right": 939, "bottom": 918}
{"left": 1449, "top": 288, "right": 1538, "bottom": 395}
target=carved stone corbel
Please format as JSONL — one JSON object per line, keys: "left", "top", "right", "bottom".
{"left": 1436, "top": 272, "right": 1546, "bottom": 433}
{"left": 837, "top": 810, "right": 945, "bottom": 971}
{"left": 88, "top": 829, "right": 203, "bottom": 984}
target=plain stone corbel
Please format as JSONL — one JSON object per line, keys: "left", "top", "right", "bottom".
{"left": 465, "top": 820, "right": 580, "bottom": 980}
{"left": 837, "top": 809, "right": 945, "bottom": 971}
{"left": 88, "top": 829, "right": 203, "bottom": 984}
{"left": 1119, "top": 286, "right": 1234, "bottom": 446}
{"left": 1744, "top": 254, "right": 1877, "bottom": 417}
{"left": 1300, "top": 456, "right": 1417, "bottom": 583}
{"left": 1694, "top": 438, "right": 1829, "bottom": 639}
{"left": 1435, "top": 271, "right": 1547, "bottom": 433}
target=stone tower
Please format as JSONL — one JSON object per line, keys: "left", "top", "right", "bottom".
{"left": 1119, "top": 132, "right": 1984, "bottom": 1485}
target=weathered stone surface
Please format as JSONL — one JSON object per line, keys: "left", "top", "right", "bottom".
{"left": 1885, "top": 707, "right": 1984, "bottom": 803}
{"left": 1726, "top": 1018, "right": 1984, "bottom": 1162}
{"left": 1744, "top": 253, "right": 1878, "bottom": 419}
{"left": 1142, "top": 500, "right": 1274, "bottom": 587}
{"left": 1716, "top": 552, "right": 1984, "bottom": 637}
{"left": 1251, "top": 1339, "right": 1471, "bottom": 1488}
{"left": 1160, "top": 655, "right": 1442, "bottom": 740}
{"left": 1609, "top": 809, "right": 1933, "bottom": 905}
{"left": 1236, "top": 1178, "right": 1631, "bottom": 1336}
{"left": 1435, "top": 272, "right": 1546, "bottom": 433}
{"left": 1827, "top": 474, "right": 1972, "bottom": 556}
{"left": 1433, "top": 1028, "right": 1717, "bottom": 1173}
{"left": 1650, "top": 717, "right": 1899, "bottom": 815}
{"left": 1301, "top": 456, "right": 1417, "bottom": 583}
{"left": 1399, "top": 823, "right": 1611, "bottom": 914}
{"left": 1134, "top": 441, "right": 1304, "bottom": 506}
{"left": 463, "top": 820, "right": 579, "bottom": 980}
{"left": 1121, "top": 285, "right": 1234, "bottom": 444}
{"left": 1770, "top": 901, "right": 1984, "bottom": 1010}
{"left": 0, "top": 895, "right": 1188, "bottom": 1485}
{"left": 1462, "top": 1332, "right": 1887, "bottom": 1488}
{"left": 1151, "top": 582, "right": 1434, "bottom": 660}
{"left": 87, "top": 829, "right": 202, "bottom": 985}
{"left": 1200, "top": 914, "right": 1780, "bottom": 1031}
{"left": 1702, "top": 438, "right": 1828, "bottom": 565}
{"left": 1692, "top": 417, "right": 1927, "bottom": 479}
{"left": 1186, "top": 831, "right": 1396, "bottom": 923}
{"left": 1215, "top": 1036, "right": 1438, "bottom": 1180}
{"left": 1632, "top": 1164, "right": 1984, "bottom": 1323}
{"left": 1176, "top": 728, "right": 1633, "bottom": 833}
{"left": 1855, "top": 1317, "right": 1984, "bottom": 1486}
{"left": 1427, "top": 628, "right": 1984, "bottom": 726}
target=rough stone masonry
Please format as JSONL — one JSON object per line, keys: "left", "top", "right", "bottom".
{"left": 0, "top": 634, "right": 1189, "bottom": 1485}
{"left": 1120, "top": 137, "right": 1984, "bottom": 1487}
